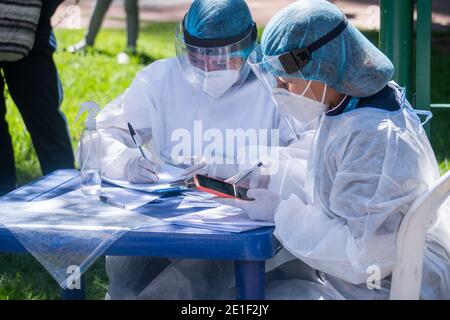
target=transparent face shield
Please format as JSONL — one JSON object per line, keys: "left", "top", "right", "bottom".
{"left": 248, "top": 46, "right": 318, "bottom": 101}
{"left": 248, "top": 46, "right": 324, "bottom": 134}
{"left": 175, "top": 21, "right": 256, "bottom": 100}
{"left": 248, "top": 16, "right": 349, "bottom": 109}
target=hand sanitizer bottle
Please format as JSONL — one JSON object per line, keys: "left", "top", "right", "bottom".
{"left": 77, "top": 101, "right": 101, "bottom": 196}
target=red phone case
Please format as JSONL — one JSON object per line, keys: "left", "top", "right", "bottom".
{"left": 193, "top": 175, "right": 239, "bottom": 199}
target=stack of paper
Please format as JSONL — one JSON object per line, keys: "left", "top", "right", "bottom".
{"left": 177, "top": 191, "right": 219, "bottom": 209}
{"left": 164, "top": 194, "right": 274, "bottom": 233}
{"left": 102, "top": 163, "right": 185, "bottom": 193}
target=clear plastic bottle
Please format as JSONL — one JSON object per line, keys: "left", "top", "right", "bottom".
{"left": 78, "top": 102, "right": 101, "bottom": 196}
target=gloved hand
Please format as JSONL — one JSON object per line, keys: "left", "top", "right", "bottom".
{"left": 125, "top": 156, "right": 160, "bottom": 184}
{"left": 214, "top": 189, "right": 281, "bottom": 222}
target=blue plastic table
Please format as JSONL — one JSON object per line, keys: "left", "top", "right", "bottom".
{"left": 0, "top": 170, "right": 276, "bottom": 300}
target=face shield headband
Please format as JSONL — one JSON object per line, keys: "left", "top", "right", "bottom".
{"left": 278, "top": 16, "right": 348, "bottom": 74}
{"left": 181, "top": 14, "right": 258, "bottom": 48}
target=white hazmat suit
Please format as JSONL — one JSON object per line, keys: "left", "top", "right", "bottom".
{"left": 96, "top": 58, "right": 295, "bottom": 179}
{"left": 262, "top": 84, "right": 450, "bottom": 299}
{"left": 217, "top": 82, "right": 450, "bottom": 300}
{"left": 97, "top": 57, "right": 298, "bottom": 299}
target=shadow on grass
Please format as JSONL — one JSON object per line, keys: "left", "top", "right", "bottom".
{"left": 135, "top": 51, "right": 156, "bottom": 65}
{"left": 62, "top": 46, "right": 156, "bottom": 65}
{"left": 0, "top": 253, "right": 108, "bottom": 300}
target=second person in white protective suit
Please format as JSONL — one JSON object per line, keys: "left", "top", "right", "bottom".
{"left": 97, "top": 0, "right": 301, "bottom": 299}
{"left": 218, "top": 0, "right": 450, "bottom": 300}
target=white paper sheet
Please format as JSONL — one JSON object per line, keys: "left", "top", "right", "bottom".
{"left": 102, "top": 164, "right": 185, "bottom": 193}
{"left": 20, "top": 189, "right": 165, "bottom": 226}
{"left": 100, "top": 187, "right": 161, "bottom": 210}
{"left": 0, "top": 189, "right": 166, "bottom": 234}
{"left": 177, "top": 191, "right": 219, "bottom": 209}
{"left": 164, "top": 204, "right": 274, "bottom": 233}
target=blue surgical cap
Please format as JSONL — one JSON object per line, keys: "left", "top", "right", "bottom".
{"left": 184, "top": 0, "right": 254, "bottom": 40}
{"left": 261, "top": 0, "right": 394, "bottom": 97}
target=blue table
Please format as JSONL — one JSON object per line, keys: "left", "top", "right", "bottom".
{"left": 0, "top": 170, "right": 276, "bottom": 300}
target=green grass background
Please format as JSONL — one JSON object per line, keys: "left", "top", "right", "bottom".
{"left": 0, "top": 24, "right": 449, "bottom": 299}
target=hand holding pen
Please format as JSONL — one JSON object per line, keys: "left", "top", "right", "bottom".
{"left": 225, "top": 162, "right": 264, "bottom": 187}
{"left": 125, "top": 122, "right": 160, "bottom": 184}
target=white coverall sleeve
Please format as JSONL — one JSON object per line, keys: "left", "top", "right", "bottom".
{"left": 273, "top": 124, "right": 429, "bottom": 284}
{"left": 95, "top": 68, "right": 158, "bottom": 179}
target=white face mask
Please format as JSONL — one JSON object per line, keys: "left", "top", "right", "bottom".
{"left": 194, "top": 69, "right": 240, "bottom": 100}
{"left": 272, "top": 81, "right": 328, "bottom": 124}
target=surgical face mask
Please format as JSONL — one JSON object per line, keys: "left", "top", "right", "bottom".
{"left": 194, "top": 69, "right": 240, "bottom": 100}
{"left": 272, "top": 81, "right": 328, "bottom": 124}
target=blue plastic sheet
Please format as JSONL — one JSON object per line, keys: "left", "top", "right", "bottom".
{"left": 0, "top": 173, "right": 165, "bottom": 289}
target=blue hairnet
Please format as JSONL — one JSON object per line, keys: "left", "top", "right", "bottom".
{"left": 184, "top": 0, "right": 253, "bottom": 40}
{"left": 261, "top": 0, "right": 394, "bottom": 97}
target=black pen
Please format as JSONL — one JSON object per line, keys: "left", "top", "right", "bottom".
{"left": 127, "top": 122, "right": 156, "bottom": 175}
{"left": 99, "top": 195, "right": 126, "bottom": 209}
{"left": 233, "top": 162, "right": 264, "bottom": 185}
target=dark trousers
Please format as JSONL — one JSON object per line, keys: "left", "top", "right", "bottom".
{"left": 0, "top": 50, "right": 74, "bottom": 195}
{"left": 85, "top": 0, "right": 139, "bottom": 48}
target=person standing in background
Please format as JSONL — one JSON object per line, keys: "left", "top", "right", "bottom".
{"left": 0, "top": 0, "right": 75, "bottom": 196}
{"left": 68, "top": 0, "right": 139, "bottom": 57}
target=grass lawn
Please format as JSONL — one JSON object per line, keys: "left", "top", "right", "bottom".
{"left": 0, "top": 23, "right": 449, "bottom": 299}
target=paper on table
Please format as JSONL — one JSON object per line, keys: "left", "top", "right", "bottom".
{"left": 102, "top": 163, "right": 186, "bottom": 193}
{"left": 177, "top": 191, "right": 219, "bottom": 209}
{"left": 100, "top": 187, "right": 161, "bottom": 210}
{"left": 19, "top": 189, "right": 166, "bottom": 228}
{"left": 182, "top": 191, "right": 217, "bottom": 200}
{"left": 164, "top": 204, "right": 274, "bottom": 233}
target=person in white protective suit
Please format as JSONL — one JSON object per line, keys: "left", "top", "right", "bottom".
{"left": 217, "top": 0, "right": 450, "bottom": 300}
{"left": 97, "top": 0, "right": 305, "bottom": 300}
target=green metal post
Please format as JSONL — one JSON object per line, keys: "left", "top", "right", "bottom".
{"left": 416, "top": 0, "right": 432, "bottom": 136}
{"left": 380, "top": 0, "right": 414, "bottom": 101}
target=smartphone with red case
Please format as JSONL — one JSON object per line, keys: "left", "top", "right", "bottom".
{"left": 193, "top": 174, "right": 252, "bottom": 200}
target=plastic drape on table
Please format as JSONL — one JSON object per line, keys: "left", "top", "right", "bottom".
{"left": 0, "top": 174, "right": 165, "bottom": 289}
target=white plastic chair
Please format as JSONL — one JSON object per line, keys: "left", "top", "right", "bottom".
{"left": 390, "top": 171, "right": 450, "bottom": 300}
